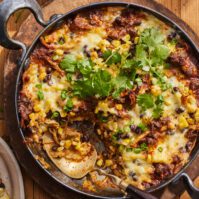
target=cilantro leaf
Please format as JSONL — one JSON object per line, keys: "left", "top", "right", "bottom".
{"left": 112, "top": 73, "right": 133, "bottom": 99}
{"left": 103, "top": 50, "right": 121, "bottom": 65}
{"left": 64, "top": 99, "right": 73, "bottom": 112}
{"left": 51, "top": 111, "right": 59, "bottom": 119}
{"left": 137, "top": 123, "right": 148, "bottom": 131}
{"left": 92, "top": 70, "right": 113, "bottom": 97}
{"left": 133, "top": 28, "right": 170, "bottom": 69}
{"left": 60, "top": 54, "right": 77, "bottom": 73}
{"left": 137, "top": 94, "right": 154, "bottom": 111}
{"left": 153, "top": 95, "right": 164, "bottom": 119}
{"left": 37, "top": 90, "right": 44, "bottom": 100}
{"left": 73, "top": 70, "right": 112, "bottom": 98}
{"left": 153, "top": 105, "right": 163, "bottom": 119}
{"left": 77, "top": 59, "right": 93, "bottom": 75}
{"left": 61, "top": 90, "right": 67, "bottom": 100}
{"left": 121, "top": 59, "right": 136, "bottom": 69}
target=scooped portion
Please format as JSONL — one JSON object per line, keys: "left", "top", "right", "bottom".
{"left": 19, "top": 6, "right": 199, "bottom": 190}
{"left": 42, "top": 129, "right": 97, "bottom": 179}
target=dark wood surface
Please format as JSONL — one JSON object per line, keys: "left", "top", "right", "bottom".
{"left": 1, "top": 0, "right": 199, "bottom": 198}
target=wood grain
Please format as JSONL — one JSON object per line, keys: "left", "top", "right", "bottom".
{"left": 0, "top": 0, "right": 199, "bottom": 199}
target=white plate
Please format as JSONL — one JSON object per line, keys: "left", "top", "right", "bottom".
{"left": 0, "top": 138, "right": 25, "bottom": 199}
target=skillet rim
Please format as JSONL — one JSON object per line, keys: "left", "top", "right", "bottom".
{"left": 14, "top": 2, "right": 199, "bottom": 198}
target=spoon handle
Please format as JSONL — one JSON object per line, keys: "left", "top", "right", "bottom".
{"left": 126, "top": 185, "right": 158, "bottom": 199}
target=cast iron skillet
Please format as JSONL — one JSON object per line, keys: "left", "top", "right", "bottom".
{"left": 0, "top": 0, "right": 199, "bottom": 198}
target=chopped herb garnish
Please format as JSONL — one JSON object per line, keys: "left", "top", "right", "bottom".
{"left": 153, "top": 95, "right": 164, "bottom": 119}
{"left": 126, "top": 148, "right": 133, "bottom": 152}
{"left": 61, "top": 90, "right": 67, "bottom": 100}
{"left": 135, "top": 77, "right": 142, "bottom": 86}
{"left": 37, "top": 90, "right": 44, "bottom": 100}
{"left": 140, "top": 143, "right": 148, "bottom": 151}
{"left": 77, "top": 59, "right": 93, "bottom": 75}
{"left": 137, "top": 94, "right": 154, "bottom": 111}
{"left": 133, "top": 148, "right": 142, "bottom": 154}
{"left": 112, "top": 73, "right": 132, "bottom": 99}
{"left": 137, "top": 123, "right": 148, "bottom": 132}
{"left": 60, "top": 54, "right": 77, "bottom": 73}
{"left": 153, "top": 105, "right": 164, "bottom": 119}
{"left": 63, "top": 99, "right": 73, "bottom": 112}
{"left": 73, "top": 70, "right": 112, "bottom": 98}
{"left": 103, "top": 50, "right": 121, "bottom": 65}
{"left": 51, "top": 111, "right": 59, "bottom": 118}
{"left": 35, "top": 84, "right": 42, "bottom": 89}
{"left": 66, "top": 73, "right": 73, "bottom": 81}
{"left": 97, "top": 113, "right": 108, "bottom": 123}
{"left": 158, "top": 147, "right": 163, "bottom": 152}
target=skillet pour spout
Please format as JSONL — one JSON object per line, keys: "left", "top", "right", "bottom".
{"left": 0, "top": 0, "right": 199, "bottom": 199}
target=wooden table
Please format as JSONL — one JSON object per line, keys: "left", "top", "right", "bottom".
{"left": 0, "top": 0, "right": 199, "bottom": 198}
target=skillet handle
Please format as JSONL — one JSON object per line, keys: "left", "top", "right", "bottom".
{"left": 126, "top": 185, "right": 158, "bottom": 199}
{"left": 177, "top": 173, "right": 199, "bottom": 199}
{"left": 0, "top": 0, "right": 47, "bottom": 58}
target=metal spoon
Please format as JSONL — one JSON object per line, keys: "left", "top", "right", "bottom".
{"left": 43, "top": 134, "right": 157, "bottom": 199}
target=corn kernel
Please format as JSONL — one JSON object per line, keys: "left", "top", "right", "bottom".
{"left": 97, "top": 129, "right": 101, "bottom": 135}
{"left": 58, "top": 128, "right": 63, "bottom": 135}
{"left": 187, "top": 118, "right": 194, "bottom": 125}
{"left": 168, "top": 122, "right": 175, "bottom": 130}
{"left": 186, "top": 96, "right": 197, "bottom": 113}
{"left": 105, "top": 160, "right": 113, "bottom": 167}
{"left": 134, "top": 36, "right": 139, "bottom": 44}
{"left": 69, "top": 112, "right": 76, "bottom": 116}
{"left": 97, "top": 159, "right": 103, "bottom": 167}
{"left": 75, "top": 143, "right": 81, "bottom": 150}
{"left": 151, "top": 85, "right": 161, "bottom": 96}
{"left": 33, "top": 104, "right": 41, "bottom": 112}
{"left": 195, "top": 108, "right": 199, "bottom": 122}
{"left": 178, "top": 115, "right": 189, "bottom": 129}
{"left": 65, "top": 140, "right": 72, "bottom": 149}
{"left": 60, "top": 140, "right": 65, "bottom": 146}
{"left": 147, "top": 154, "right": 152, "bottom": 163}
{"left": 112, "top": 40, "right": 121, "bottom": 48}
{"left": 123, "top": 34, "right": 131, "bottom": 42}
{"left": 55, "top": 49, "right": 64, "bottom": 56}
{"left": 115, "top": 104, "right": 123, "bottom": 111}
{"left": 33, "top": 134, "right": 39, "bottom": 143}
{"left": 118, "top": 145, "right": 125, "bottom": 152}
{"left": 57, "top": 146, "right": 64, "bottom": 152}
{"left": 29, "top": 113, "right": 35, "bottom": 120}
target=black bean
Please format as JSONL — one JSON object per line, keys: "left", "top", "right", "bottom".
{"left": 175, "top": 107, "right": 185, "bottom": 114}
{"left": 83, "top": 45, "right": 91, "bottom": 57}
{"left": 185, "top": 142, "right": 192, "bottom": 152}
{"left": 129, "top": 171, "right": 136, "bottom": 177}
{"left": 81, "top": 134, "right": 90, "bottom": 142}
{"left": 51, "top": 146, "right": 58, "bottom": 151}
{"left": 130, "top": 124, "right": 136, "bottom": 132}
{"left": 166, "top": 130, "right": 175, "bottom": 135}
{"left": 0, "top": 182, "right": 5, "bottom": 188}
{"left": 132, "top": 176, "right": 138, "bottom": 181}
{"left": 135, "top": 127, "right": 142, "bottom": 134}
{"left": 46, "top": 67, "right": 52, "bottom": 74}
{"left": 173, "top": 87, "right": 179, "bottom": 92}
{"left": 179, "top": 147, "right": 186, "bottom": 153}
{"left": 168, "top": 32, "right": 177, "bottom": 41}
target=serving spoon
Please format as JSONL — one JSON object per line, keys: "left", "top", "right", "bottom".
{"left": 43, "top": 134, "right": 157, "bottom": 199}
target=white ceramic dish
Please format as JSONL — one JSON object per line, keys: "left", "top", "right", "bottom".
{"left": 0, "top": 138, "right": 25, "bottom": 199}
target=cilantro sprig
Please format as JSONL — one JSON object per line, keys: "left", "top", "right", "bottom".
{"left": 102, "top": 50, "right": 121, "bottom": 65}
{"left": 134, "top": 28, "right": 170, "bottom": 69}
{"left": 137, "top": 94, "right": 154, "bottom": 111}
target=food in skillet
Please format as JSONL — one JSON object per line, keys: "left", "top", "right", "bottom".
{"left": 19, "top": 7, "right": 199, "bottom": 190}
{"left": 0, "top": 179, "right": 9, "bottom": 199}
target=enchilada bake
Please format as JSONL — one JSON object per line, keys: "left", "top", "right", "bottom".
{"left": 19, "top": 7, "right": 199, "bottom": 190}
